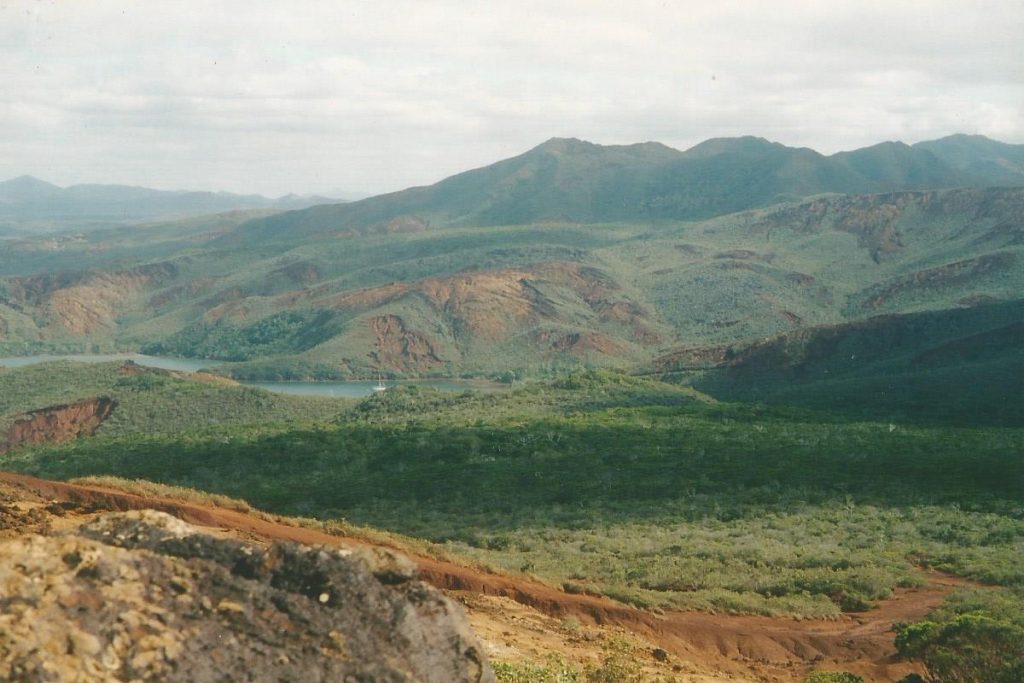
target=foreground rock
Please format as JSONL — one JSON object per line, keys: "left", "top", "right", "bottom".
{"left": 0, "top": 510, "right": 493, "bottom": 682}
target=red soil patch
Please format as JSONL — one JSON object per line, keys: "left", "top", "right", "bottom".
{"left": 316, "top": 262, "right": 661, "bottom": 349}
{"left": 10, "top": 263, "right": 179, "bottom": 335}
{"left": 1, "top": 398, "right": 116, "bottom": 453}
{"left": 369, "top": 314, "right": 443, "bottom": 371}
{"left": 319, "top": 282, "right": 411, "bottom": 311}
{"left": 536, "top": 330, "right": 626, "bottom": 355}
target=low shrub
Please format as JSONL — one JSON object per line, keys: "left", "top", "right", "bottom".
{"left": 895, "top": 613, "right": 1024, "bottom": 683}
{"left": 803, "top": 673, "right": 864, "bottom": 683}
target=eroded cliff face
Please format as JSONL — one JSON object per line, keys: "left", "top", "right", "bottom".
{"left": 2, "top": 397, "right": 116, "bottom": 452}
{"left": 0, "top": 510, "right": 494, "bottom": 683}
{"left": 7, "top": 262, "right": 179, "bottom": 336}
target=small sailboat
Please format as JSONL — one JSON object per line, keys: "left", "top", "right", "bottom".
{"left": 372, "top": 370, "right": 388, "bottom": 393}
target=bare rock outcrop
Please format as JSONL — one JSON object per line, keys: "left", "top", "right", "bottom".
{"left": 0, "top": 510, "right": 493, "bottom": 683}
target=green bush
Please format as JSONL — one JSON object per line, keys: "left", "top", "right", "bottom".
{"left": 583, "top": 640, "right": 646, "bottom": 683}
{"left": 115, "top": 373, "right": 169, "bottom": 391}
{"left": 493, "top": 657, "right": 582, "bottom": 683}
{"left": 803, "top": 672, "right": 864, "bottom": 683}
{"left": 895, "top": 613, "right": 1024, "bottom": 683}
{"left": 492, "top": 642, "right": 650, "bottom": 683}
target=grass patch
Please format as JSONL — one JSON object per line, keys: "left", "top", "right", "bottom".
{"left": 69, "top": 475, "right": 256, "bottom": 512}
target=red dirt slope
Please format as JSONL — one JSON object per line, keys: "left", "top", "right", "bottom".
{"left": 1, "top": 398, "right": 116, "bottom": 453}
{"left": 0, "top": 472, "right": 960, "bottom": 682}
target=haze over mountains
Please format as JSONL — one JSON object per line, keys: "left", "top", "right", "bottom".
{"left": 0, "top": 132, "right": 1021, "bottom": 422}
{"left": 0, "top": 175, "right": 341, "bottom": 232}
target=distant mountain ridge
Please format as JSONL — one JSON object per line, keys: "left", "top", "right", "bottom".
{"left": 0, "top": 176, "right": 343, "bottom": 230}
{"left": 225, "top": 134, "right": 1024, "bottom": 244}
{"left": 0, "top": 134, "right": 1021, "bottom": 397}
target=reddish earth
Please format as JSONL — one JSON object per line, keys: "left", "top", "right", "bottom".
{"left": 272, "top": 260, "right": 323, "bottom": 285}
{"left": 308, "top": 261, "right": 663, "bottom": 372}
{"left": 861, "top": 252, "right": 1017, "bottom": 310}
{"left": 320, "top": 262, "right": 659, "bottom": 344}
{"left": 418, "top": 271, "right": 542, "bottom": 341}
{"left": 203, "top": 301, "right": 250, "bottom": 322}
{"left": 713, "top": 249, "right": 772, "bottom": 262}
{"left": 370, "top": 314, "right": 444, "bottom": 371}
{"left": 651, "top": 343, "right": 733, "bottom": 372}
{"left": 748, "top": 189, "right": 1024, "bottom": 265}
{"left": 536, "top": 330, "right": 627, "bottom": 355}
{"left": 1, "top": 398, "right": 116, "bottom": 453}
{"left": 9, "top": 263, "right": 178, "bottom": 335}
{"left": 0, "top": 472, "right": 957, "bottom": 682}
{"left": 379, "top": 215, "right": 430, "bottom": 234}
{"left": 149, "top": 276, "right": 221, "bottom": 308}
{"left": 318, "top": 281, "right": 411, "bottom": 311}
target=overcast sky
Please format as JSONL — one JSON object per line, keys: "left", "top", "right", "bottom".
{"left": 2, "top": 1, "right": 1022, "bottom": 197}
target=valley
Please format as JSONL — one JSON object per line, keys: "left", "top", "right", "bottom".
{"left": 0, "top": 134, "right": 1021, "bottom": 682}
{"left": 1, "top": 139, "right": 1021, "bottom": 402}
{"left": 0, "top": 361, "right": 1022, "bottom": 680}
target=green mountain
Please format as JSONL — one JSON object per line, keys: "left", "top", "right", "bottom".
{"left": 225, "top": 134, "right": 1023, "bottom": 244}
{"left": 913, "top": 134, "right": 1024, "bottom": 185}
{"left": 831, "top": 141, "right": 969, "bottom": 189}
{"left": 0, "top": 136, "right": 1021, "bottom": 399}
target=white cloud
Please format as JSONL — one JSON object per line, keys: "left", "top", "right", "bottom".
{"left": 0, "top": 0, "right": 1021, "bottom": 196}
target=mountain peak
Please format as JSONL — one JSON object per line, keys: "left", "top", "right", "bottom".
{"left": 0, "top": 175, "right": 62, "bottom": 191}
{"left": 856, "top": 140, "right": 912, "bottom": 151}
{"left": 912, "top": 133, "right": 1024, "bottom": 184}
{"left": 526, "top": 138, "right": 683, "bottom": 163}
{"left": 926, "top": 133, "right": 996, "bottom": 144}
{"left": 682, "top": 136, "right": 785, "bottom": 158}
{"left": 530, "top": 137, "right": 599, "bottom": 155}
{"left": 0, "top": 175, "right": 64, "bottom": 202}
{"left": 914, "top": 133, "right": 1017, "bottom": 155}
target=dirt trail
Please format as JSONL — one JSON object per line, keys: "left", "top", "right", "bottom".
{"left": 0, "top": 472, "right": 962, "bottom": 682}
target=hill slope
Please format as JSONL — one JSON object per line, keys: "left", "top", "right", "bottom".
{"left": 1, "top": 184, "right": 1021, "bottom": 380}
{"left": 652, "top": 299, "right": 1024, "bottom": 425}
{"left": 0, "top": 137, "right": 1021, "bottom": 381}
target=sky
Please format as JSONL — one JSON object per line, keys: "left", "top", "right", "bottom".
{"left": 2, "top": 0, "right": 1022, "bottom": 197}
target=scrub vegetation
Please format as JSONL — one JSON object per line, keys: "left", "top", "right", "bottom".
{"left": 3, "top": 368, "right": 1021, "bottom": 630}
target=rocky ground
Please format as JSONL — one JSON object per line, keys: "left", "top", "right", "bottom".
{"left": 0, "top": 492, "right": 492, "bottom": 682}
{"left": 0, "top": 473, "right": 952, "bottom": 682}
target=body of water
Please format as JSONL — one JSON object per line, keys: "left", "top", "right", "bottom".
{"left": 0, "top": 354, "right": 501, "bottom": 397}
{"left": 0, "top": 353, "right": 216, "bottom": 373}
{"left": 244, "top": 379, "right": 501, "bottom": 397}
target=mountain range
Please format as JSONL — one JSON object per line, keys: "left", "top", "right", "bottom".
{"left": 0, "top": 133, "right": 1021, "bottom": 422}
{"left": 226, "top": 133, "right": 1024, "bottom": 243}
{"left": 0, "top": 175, "right": 342, "bottom": 231}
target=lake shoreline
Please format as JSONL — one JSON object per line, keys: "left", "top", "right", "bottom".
{"left": 0, "top": 354, "right": 507, "bottom": 397}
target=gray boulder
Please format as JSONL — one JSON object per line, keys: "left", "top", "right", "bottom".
{"left": 0, "top": 510, "right": 493, "bottom": 682}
